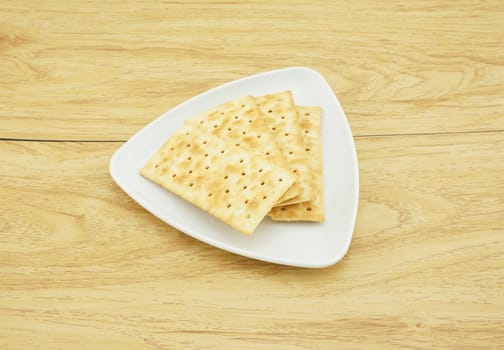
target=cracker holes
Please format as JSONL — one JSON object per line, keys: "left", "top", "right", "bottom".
{"left": 260, "top": 181, "right": 265, "bottom": 186}
{"left": 208, "top": 193, "right": 213, "bottom": 197}
{"left": 204, "top": 153, "right": 208, "bottom": 157}
{"left": 305, "top": 112, "right": 310, "bottom": 116}
{"left": 228, "top": 127, "right": 232, "bottom": 132}
{"left": 289, "top": 151, "right": 294, "bottom": 155}
{"left": 203, "top": 140, "right": 207, "bottom": 144}
{"left": 172, "top": 173, "right": 177, "bottom": 178}
{"left": 241, "top": 172, "right": 246, "bottom": 176}
{"left": 278, "top": 178, "right": 283, "bottom": 182}
{"left": 241, "top": 104, "right": 245, "bottom": 108}
{"left": 224, "top": 175, "right": 229, "bottom": 180}
{"left": 265, "top": 152, "right": 270, "bottom": 156}
{"left": 187, "top": 156, "right": 192, "bottom": 161}
{"left": 234, "top": 115, "right": 239, "bottom": 119}
{"left": 246, "top": 214, "right": 251, "bottom": 219}
{"left": 258, "top": 168, "right": 263, "bottom": 173}
{"left": 304, "top": 130, "right": 309, "bottom": 134}
{"left": 185, "top": 132, "right": 190, "bottom": 135}
{"left": 199, "top": 120, "right": 204, "bottom": 125}
{"left": 293, "top": 169, "right": 298, "bottom": 174}
{"left": 188, "top": 170, "right": 193, "bottom": 174}
{"left": 243, "top": 185, "right": 247, "bottom": 189}
{"left": 281, "top": 116, "right": 285, "bottom": 119}
{"left": 248, "top": 120, "right": 253, "bottom": 123}
{"left": 170, "top": 147, "right": 174, "bottom": 151}
{"left": 244, "top": 200, "right": 249, "bottom": 204}
{"left": 213, "top": 124, "right": 218, "bottom": 129}
{"left": 268, "top": 110, "right": 272, "bottom": 113}
{"left": 306, "top": 207, "right": 312, "bottom": 211}
{"left": 280, "top": 207, "right": 286, "bottom": 211}
{"left": 271, "top": 127, "right": 276, "bottom": 131}
{"left": 189, "top": 182, "right": 194, "bottom": 187}
{"left": 186, "top": 144, "right": 191, "bottom": 148}
{"left": 305, "top": 148, "right": 311, "bottom": 152}
{"left": 242, "top": 131, "right": 246, "bottom": 135}
{"left": 284, "top": 133, "right": 289, "bottom": 137}
{"left": 205, "top": 166, "right": 210, "bottom": 170}
{"left": 225, "top": 189, "right": 230, "bottom": 193}
{"left": 220, "top": 150, "right": 225, "bottom": 154}
{"left": 235, "top": 143, "right": 240, "bottom": 147}
{"left": 227, "top": 204, "right": 232, "bottom": 208}
{"left": 220, "top": 111, "right": 224, "bottom": 115}
{"left": 256, "top": 135, "right": 261, "bottom": 139}
{"left": 262, "top": 195, "right": 267, "bottom": 200}
{"left": 154, "top": 164, "right": 159, "bottom": 168}
{"left": 239, "top": 159, "right": 244, "bottom": 163}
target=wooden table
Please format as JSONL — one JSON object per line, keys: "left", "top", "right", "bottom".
{"left": 1, "top": 1, "right": 503, "bottom": 348}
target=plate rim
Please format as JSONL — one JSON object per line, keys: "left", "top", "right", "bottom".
{"left": 110, "top": 66, "right": 359, "bottom": 268}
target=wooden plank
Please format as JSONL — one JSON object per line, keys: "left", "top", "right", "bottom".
{"left": 0, "top": 132, "right": 503, "bottom": 348}
{"left": 1, "top": 1, "right": 503, "bottom": 140}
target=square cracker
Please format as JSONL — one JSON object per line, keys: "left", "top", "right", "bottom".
{"left": 141, "top": 123, "right": 296, "bottom": 235}
{"left": 269, "top": 106, "right": 324, "bottom": 221}
{"left": 185, "top": 95, "right": 302, "bottom": 204}
{"left": 255, "top": 91, "right": 315, "bottom": 206}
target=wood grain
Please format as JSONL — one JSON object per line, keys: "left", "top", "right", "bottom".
{"left": 1, "top": 1, "right": 503, "bottom": 348}
{"left": 1, "top": 0, "right": 503, "bottom": 140}
{"left": 1, "top": 133, "right": 502, "bottom": 349}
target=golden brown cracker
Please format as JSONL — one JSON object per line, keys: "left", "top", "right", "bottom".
{"left": 141, "top": 123, "right": 296, "bottom": 234}
{"left": 269, "top": 106, "right": 324, "bottom": 221}
{"left": 255, "top": 91, "right": 315, "bottom": 206}
{"left": 185, "top": 95, "right": 301, "bottom": 203}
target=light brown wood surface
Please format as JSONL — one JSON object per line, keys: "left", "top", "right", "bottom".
{"left": 1, "top": 1, "right": 503, "bottom": 349}
{"left": 1, "top": 0, "right": 503, "bottom": 140}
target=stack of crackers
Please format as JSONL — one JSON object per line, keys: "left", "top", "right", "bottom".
{"left": 141, "top": 91, "right": 324, "bottom": 235}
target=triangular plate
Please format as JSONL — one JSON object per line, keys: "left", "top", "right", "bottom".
{"left": 110, "top": 67, "right": 359, "bottom": 268}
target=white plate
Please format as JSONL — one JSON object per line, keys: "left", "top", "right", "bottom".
{"left": 110, "top": 67, "right": 359, "bottom": 268}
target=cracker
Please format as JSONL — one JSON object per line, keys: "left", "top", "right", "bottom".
{"left": 185, "top": 95, "right": 302, "bottom": 203}
{"left": 269, "top": 106, "right": 324, "bottom": 221}
{"left": 141, "top": 123, "right": 296, "bottom": 235}
{"left": 255, "top": 91, "right": 315, "bottom": 206}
